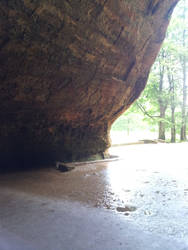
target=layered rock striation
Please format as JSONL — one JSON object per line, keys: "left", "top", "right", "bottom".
{"left": 0, "top": 0, "right": 179, "bottom": 167}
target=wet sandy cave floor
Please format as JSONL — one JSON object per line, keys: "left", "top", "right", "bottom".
{"left": 1, "top": 143, "right": 188, "bottom": 245}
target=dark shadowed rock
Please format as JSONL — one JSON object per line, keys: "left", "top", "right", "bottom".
{"left": 0, "top": 0, "right": 179, "bottom": 168}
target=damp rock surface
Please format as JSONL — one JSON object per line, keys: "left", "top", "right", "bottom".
{"left": 0, "top": 0, "right": 179, "bottom": 166}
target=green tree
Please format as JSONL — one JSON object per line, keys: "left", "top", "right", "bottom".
{"left": 112, "top": 0, "right": 188, "bottom": 143}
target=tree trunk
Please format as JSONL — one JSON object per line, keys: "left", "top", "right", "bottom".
{"left": 159, "top": 108, "right": 166, "bottom": 140}
{"left": 180, "top": 57, "right": 187, "bottom": 140}
{"left": 167, "top": 68, "right": 176, "bottom": 143}
{"left": 158, "top": 51, "right": 167, "bottom": 140}
{"left": 180, "top": 51, "right": 187, "bottom": 141}
{"left": 171, "top": 106, "right": 176, "bottom": 142}
{"left": 180, "top": 0, "right": 187, "bottom": 141}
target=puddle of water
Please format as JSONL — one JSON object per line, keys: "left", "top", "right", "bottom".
{"left": 1, "top": 143, "right": 188, "bottom": 242}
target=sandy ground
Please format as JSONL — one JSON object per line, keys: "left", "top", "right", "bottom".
{"left": 1, "top": 143, "right": 188, "bottom": 249}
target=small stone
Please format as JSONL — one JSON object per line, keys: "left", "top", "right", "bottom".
{"left": 116, "top": 205, "right": 137, "bottom": 213}
{"left": 124, "top": 212, "right": 130, "bottom": 216}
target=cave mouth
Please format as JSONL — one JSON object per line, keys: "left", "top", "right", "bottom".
{"left": 0, "top": 0, "right": 179, "bottom": 172}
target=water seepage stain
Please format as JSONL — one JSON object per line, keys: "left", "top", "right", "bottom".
{"left": 116, "top": 205, "right": 137, "bottom": 213}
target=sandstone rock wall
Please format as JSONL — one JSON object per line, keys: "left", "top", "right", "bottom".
{"left": 0, "top": 0, "right": 179, "bottom": 167}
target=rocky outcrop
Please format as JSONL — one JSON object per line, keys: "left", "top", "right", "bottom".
{"left": 0, "top": 0, "right": 179, "bottom": 167}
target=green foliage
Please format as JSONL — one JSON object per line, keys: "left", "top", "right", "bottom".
{"left": 112, "top": 0, "right": 188, "bottom": 141}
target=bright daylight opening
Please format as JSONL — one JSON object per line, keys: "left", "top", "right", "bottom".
{"left": 110, "top": 0, "right": 188, "bottom": 145}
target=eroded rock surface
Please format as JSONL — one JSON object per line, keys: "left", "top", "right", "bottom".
{"left": 0, "top": 0, "right": 179, "bottom": 167}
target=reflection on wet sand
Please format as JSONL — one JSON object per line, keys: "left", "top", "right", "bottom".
{"left": 1, "top": 143, "right": 188, "bottom": 241}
